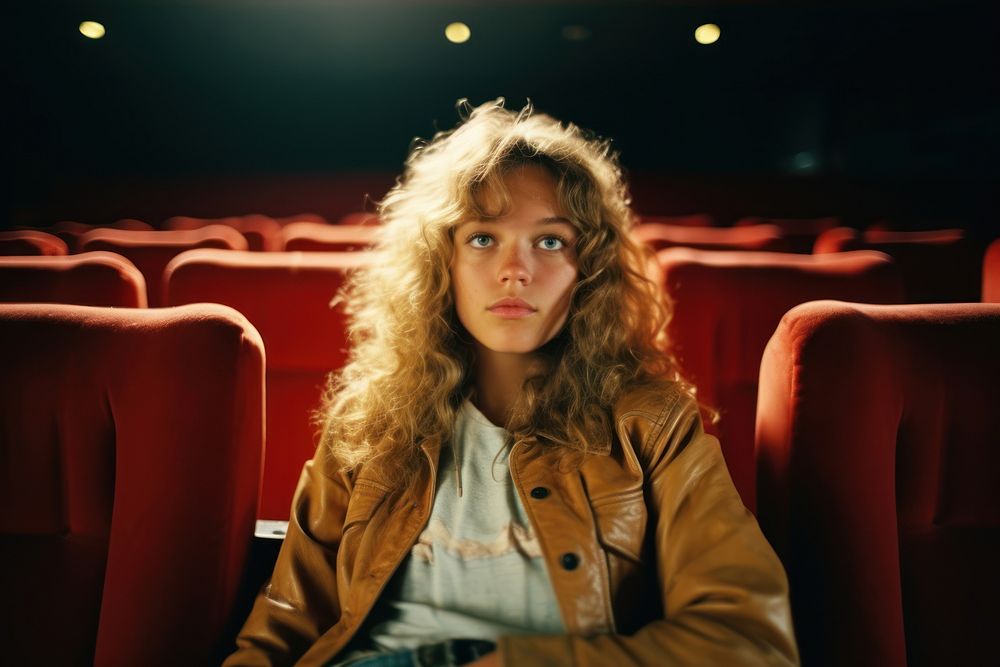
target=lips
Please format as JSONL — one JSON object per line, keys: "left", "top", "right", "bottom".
{"left": 488, "top": 296, "right": 536, "bottom": 319}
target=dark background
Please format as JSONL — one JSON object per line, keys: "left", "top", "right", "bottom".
{"left": 6, "top": 0, "right": 999, "bottom": 233}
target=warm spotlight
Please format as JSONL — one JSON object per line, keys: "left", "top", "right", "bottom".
{"left": 445, "top": 22, "right": 471, "bottom": 44}
{"left": 694, "top": 23, "right": 720, "bottom": 45}
{"left": 79, "top": 21, "right": 106, "bottom": 40}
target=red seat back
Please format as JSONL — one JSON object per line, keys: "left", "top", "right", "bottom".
{"left": 634, "top": 223, "right": 786, "bottom": 252}
{"left": 44, "top": 220, "right": 155, "bottom": 253}
{"left": 164, "top": 249, "right": 370, "bottom": 519}
{"left": 78, "top": 226, "right": 247, "bottom": 306}
{"left": 337, "top": 212, "right": 380, "bottom": 226}
{"left": 273, "top": 212, "right": 328, "bottom": 226}
{"left": 736, "top": 216, "right": 841, "bottom": 253}
{"left": 658, "top": 248, "right": 904, "bottom": 508}
{"left": 635, "top": 213, "right": 714, "bottom": 227}
{"left": 815, "top": 227, "right": 982, "bottom": 302}
{"left": 164, "top": 215, "right": 283, "bottom": 252}
{"left": 0, "top": 252, "right": 147, "bottom": 307}
{"left": 280, "top": 222, "right": 378, "bottom": 251}
{"left": 0, "top": 230, "right": 68, "bottom": 256}
{"left": 982, "top": 238, "right": 1000, "bottom": 303}
{"left": 0, "top": 303, "right": 264, "bottom": 666}
{"left": 756, "top": 301, "right": 1000, "bottom": 666}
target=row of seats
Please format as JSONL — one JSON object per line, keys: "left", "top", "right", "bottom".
{"left": 7, "top": 213, "right": 375, "bottom": 254}
{"left": 3, "top": 223, "right": 988, "bottom": 306}
{"left": 6, "top": 213, "right": 966, "bottom": 258}
{"left": 5, "top": 242, "right": 1000, "bottom": 519}
{"left": 0, "top": 249, "right": 364, "bottom": 520}
{"left": 3, "top": 298, "right": 997, "bottom": 664}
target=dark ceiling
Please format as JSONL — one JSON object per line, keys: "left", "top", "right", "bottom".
{"left": 7, "top": 1, "right": 999, "bottom": 200}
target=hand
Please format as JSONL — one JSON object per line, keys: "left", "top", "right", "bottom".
{"left": 467, "top": 651, "right": 500, "bottom": 667}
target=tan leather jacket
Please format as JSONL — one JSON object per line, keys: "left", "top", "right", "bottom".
{"left": 226, "top": 383, "right": 799, "bottom": 666}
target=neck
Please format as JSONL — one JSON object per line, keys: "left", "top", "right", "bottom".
{"left": 470, "top": 344, "right": 541, "bottom": 428}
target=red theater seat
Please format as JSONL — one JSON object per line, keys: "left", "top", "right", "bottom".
{"left": 984, "top": 238, "right": 1000, "bottom": 303}
{"left": 0, "top": 303, "right": 264, "bottom": 666}
{"left": 78, "top": 226, "right": 247, "bottom": 306}
{"left": 633, "top": 223, "right": 786, "bottom": 252}
{"left": 40, "top": 220, "right": 155, "bottom": 253}
{"left": 0, "top": 230, "right": 68, "bottom": 256}
{"left": 812, "top": 226, "right": 862, "bottom": 253}
{"left": 658, "top": 248, "right": 904, "bottom": 508}
{"left": 735, "top": 216, "right": 841, "bottom": 253}
{"left": 338, "top": 212, "right": 380, "bottom": 226}
{"left": 280, "top": 222, "right": 378, "bottom": 252}
{"left": 756, "top": 301, "right": 1000, "bottom": 666}
{"left": 164, "top": 215, "right": 283, "bottom": 252}
{"left": 0, "top": 252, "right": 147, "bottom": 307}
{"left": 815, "top": 227, "right": 981, "bottom": 302}
{"left": 164, "top": 249, "right": 370, "bottom": 520}
{"left": 273, "top": 212, "right": 328, "bottom": 226}
{"left": 635, "top": 213, "right": 714, "bottom": 227}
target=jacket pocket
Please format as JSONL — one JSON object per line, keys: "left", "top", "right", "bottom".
{"left": 589, "top": 491, "right": 646, "bottom": 564}
{"left": 589, "top": 490, "right": 652, "bottom": 634}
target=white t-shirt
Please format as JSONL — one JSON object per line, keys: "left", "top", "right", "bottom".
{"left": 359, "top": 399, "right": 566, "bottom": 653}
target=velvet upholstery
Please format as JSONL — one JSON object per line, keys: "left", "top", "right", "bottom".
{"left": 634, "top": 213, "right": 714, "bottom": 227}
{"left": 272, "top": 213, "right": 328, "bottom": 227}
{"left": 337, "top": 212, "right": 380, "bottom": 226}
{"left": 983, "top": 238, "right": 1000, "bottom": 303}
{"left": 78, "top": 226, "right": 248, "bottom": 306}
{"left": 280, "top": 221, "right": 378, "bottom": 251}
{"left": 756, "top": 300, "right": 1000, "bottom": 666}
{"left": 164, "top": 215, "right": 283, "bottom": 252}
{"left": 633, "top": 223, "right": 786, "bottom": 252}
{"left": 164, "top": 249, "right": 370, "bottom": 520}
{"left": 0, "top": 230, "right": 68, "bottom": 256}
{"left": 658, "top": 248, "right": 904, "bottom": 508}
{"left": 43, "top": 220, "right": 154, "bottom": 253}
{"left": 0, "top": 303, "right": 264, "bottom": 666}
{"left": 814, "top": 227, "right": 982, "bottom": 302}
{"left": 735, "top": 216, "right": 841, "bottom": 253}
{"left": 0, "top": 252, "right": 147, "bottom": 307}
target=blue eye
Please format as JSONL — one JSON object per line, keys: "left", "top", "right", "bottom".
{"left": 538, "top": 236, "right": 565, "bottom": 251}
{"left": 468, "top": 233, "right": 493, "bottom": 248}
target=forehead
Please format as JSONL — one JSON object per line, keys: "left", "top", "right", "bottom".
{"left": 470, "top": 164, "right": 566, "bottom": 221}
{"left": 503, "top": 164, "right": 559, "bottom": 199}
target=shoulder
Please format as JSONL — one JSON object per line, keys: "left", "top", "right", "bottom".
{"left": 612, "top": 379, "right": 698, "bottom": 426}
{"left": 612, "top": 379, "right": 709, "bottom": 468}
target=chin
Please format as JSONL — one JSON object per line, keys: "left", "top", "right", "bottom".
{"left": 480, "top": 337, "right": 547, "bottom": 355}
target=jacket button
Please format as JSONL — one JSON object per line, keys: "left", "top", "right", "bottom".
{"left": 530, "top": 486, "right": 550, "bottom": 499}
{"left": 560, "top": 553, "right": 580, "bottom": 570}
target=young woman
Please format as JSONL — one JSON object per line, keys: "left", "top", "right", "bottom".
{"left": 225, "top": 100, "right": 799, "bottom": 666}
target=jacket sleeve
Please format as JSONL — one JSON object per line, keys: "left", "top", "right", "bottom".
{"left": 498, "top": 389, "right": 800, "bottom": 666}
{"left": 223, "top": 447, "right": 352, "bottom": 667}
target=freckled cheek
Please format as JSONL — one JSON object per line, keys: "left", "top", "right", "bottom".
{"left": 543, "top": 266, "right": 578, "bottom": 321}
{"left": 450, "top": 263, "right": 487, "bottom": 318}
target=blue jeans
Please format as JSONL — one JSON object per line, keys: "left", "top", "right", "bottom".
{"left": 333, "top": 639, "right": 496, "bottom": 667}
{"left": 341, "top": 648, "right": 417, "bottom": 666}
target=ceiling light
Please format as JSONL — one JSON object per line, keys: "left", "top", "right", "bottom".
{"left": 445, "top": 22, "right": 471, "bottom": 44}
{"left": 694, "top": 23, "right": 720, "bottom": 45}
{"left": 79, "top": 21, "right": 106, "bottom": 40}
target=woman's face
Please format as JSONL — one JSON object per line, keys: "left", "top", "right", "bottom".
{"left": 450, "top": 165, "right": 579, "bottom": 356}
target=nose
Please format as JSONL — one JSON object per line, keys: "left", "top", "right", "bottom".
{"left": 497, "top": 244, "right": 531, "bottom": 285}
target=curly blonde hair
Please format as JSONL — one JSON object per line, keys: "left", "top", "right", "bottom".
{"left": 316, "top": 99, "right": 685, "bottom": 482}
